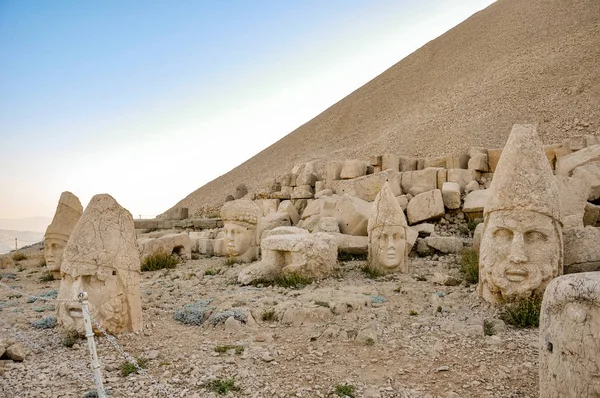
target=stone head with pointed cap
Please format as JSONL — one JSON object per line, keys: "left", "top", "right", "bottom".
{"left": 44, "top": 192, "right": 83, "bottom": 275}
{"left": 56, "top": 194, "right": 142, "bottom": 335}
{"left": 220, "top": 199, "right": 261, "bottom": 263}
{"left": 368, "top": 182, "right": 410, "bottom": 274}
{"left": 478, "top": 124, "right": 563, "bottom": 303}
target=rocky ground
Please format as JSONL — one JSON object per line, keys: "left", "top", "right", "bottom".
{"left": 0, "top": 243, "right": 539, "bottom": 398}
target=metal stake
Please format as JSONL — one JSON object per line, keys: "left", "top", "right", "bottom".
{"left": 78, "top": 292, "right": 107, "bottom": 398}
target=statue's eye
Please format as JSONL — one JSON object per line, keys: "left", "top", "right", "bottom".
{"left": 525, "top": 230, "right": 547, "bottom": 243}
{"left": 493, "top": 228, "right": 513, "bottom": 241}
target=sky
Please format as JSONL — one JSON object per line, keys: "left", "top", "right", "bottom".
{"left": 0, "top": 0, "right": 496, "bottom": 229}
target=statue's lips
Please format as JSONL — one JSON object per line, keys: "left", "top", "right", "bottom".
{"left": 66, "top": 305, "right": 83, "bottom": 318}
{"left": 505, "top": 268, "right": 528, "bottom": 282}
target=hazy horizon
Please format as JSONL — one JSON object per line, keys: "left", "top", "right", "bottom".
{"left": 1, "top": 0, "right": 496, "bottom": 226}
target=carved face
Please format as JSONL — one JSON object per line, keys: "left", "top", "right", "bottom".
{"left": 370, "top": 225, "right": 406, "bottom": 270}
{"left": 224, "top": 222, "right": 253, "bottom": 257}
{"left": 479, "top": 209, "right": 560, "bottom": 302}
{"left": 541, "top": 297, "right": 600, "bottom": 396}
{"left": 57, "top": 267, "right": 129, "bottom": 334}
{"left": 44, "top": 236, "right": 68, "bottom": 272}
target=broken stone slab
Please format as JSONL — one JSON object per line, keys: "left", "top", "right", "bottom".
{"left": 340, "top": 160, "right": 368, "bottom": 179}
{"left": 487, "top": 148, "right": 503, "bottom": 172}
{"left": 5, "top": 343, "right": 25, "bottom": 362}
{"left": 254, "top": 199, "right": 281, "bottom": 216}
{"left": 330, "top": 170, "right": 401, "bottom": 202}
{"left": 191, "top": 218, "right": 223, "bottom": 230}
{"left": 257, "top": 212, "right": 292, "bottom": 241}
{"left": 473, "top": 223, "right": 484, "bottom": 253}
{"left": 300, "top": 196, "right": 339, "bottom": 220}
{"left": 555, "top": 176, "right": 591, "bottom": 230}
{"left": 432, "top": 272, "right": 462, "bottom": 286}
{"left": 447, "top": 169, "right": 479, "bottom": 193}
{"left": 401, "top": 168, "right": 438, "bottom": 197}
{"left": 468, "top": 153, "right": 489, "bottom": 172}
{"left": 572, "top": 161, "right": 600, "bottom": 201}
{"left": 425, "top": 236, "right": 464, "bottom": 254}
{"left": 555, "top": 144, "right": 600, "bottom": 177}
{"left": 584, "top": 203, "right": 600, "bottom": 227}
{"left": 278, "top": 200, "right": 300, "bottom": 225}
{"left": 162, "top": 207, "right": 189, "bottom": 220}
{"left": 412, "top": 223, "right": 435, "bottom": 237}
{"left": 381, "top": 153, "right": 399, "bottom": 171}
{"left": 563, "top": 226, "right": 600, "bottom": 273}
{"left": 396, "top": 195, "right": 409, "bottom": 211}
{"left": 314, "top": 189, "right": 334, "bottom": 199}
{"left": 406, "top": 189, "right": 445, "bottom": 225}
{"left": 399, "top": 156, "right": 418, "bottom": 172}
{"left": 446, "top": 153, "right": 470, "bottom": 169}
{"left": 465, "top": 181, "right": 480, "bottom": 194}
{"left": 424, "top": 156, "right": 446, "bottom": 168}
{"left": 462, "top": 189, "right": 490, "bottom": 218}
{"left": 539, "top": 272, "right": 600, "bottom": 398}
{"left": 333, "top": 194, "right": 371, "bottom": 236}
{"left": 138, "top": 232, "right": 192, "bottom": 261}
{"left": 315, "top": 217, "right": 340, "bottom": 233}
{"left": 325, "top": 161, "right": 344, "bottom": 181}
{"left": 324, "top": 232, "right": 368, "bottom": 255}
{"left": 441, "top": 182, "right": 461, "bottom": 210}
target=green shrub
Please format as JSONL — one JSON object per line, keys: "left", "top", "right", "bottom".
{"left": 224, "top": 257, "right": 238, "bottom": 267}
{"left": 208, "top": 377, "right": 241, "bottom": 395}
{"left": 61, "top": 330, "right": 80, "bottom": 347}
{"left": 38, "top": 259, "right": 47, "bottom": 268}
{"left": 409, "top": 310, "right": 418, "bottom": 316}
{"left": 314, "top": 300, "right": 330, "bottom": 308}
{"left": 261, "top": 310, "right": 277, "bottom": 322}
{"left": 483, "top": 319, "right": 495, "bottom": 336}
{"left": 141, "top": 251, "right": 179, "bottom": 272}
{"left": 214, "top": 345, "right": 244, "bottom": 355}
{"left": 499, "top": 296, "right": 542, "bottom": 328}
{"left": 338, "top": 252, "right": 368, "bottom": 262}
{"left": 39, "top": 271, "right": 55, "bottom": 282}
{"left": 460, "top": 248, "right": 479, "bottom": 284}
{"left": 120, "top": 357, "right": 147, "bottom": 377}
{"left": 467, "top": 218, "right": 482, "bottom": 231}
{"left": 364, "top": 337, "right": 374, "bottom": 346}
{"left": 204, "top": 268, "right": 219, "bottom": 276}
{"left": 361, "top": 264, "right": 384, "bottom": 279}
{"left": 12, "top": 252, "right": 27, "bottom": 261}
{"left": 335, "top": 384, "right": 356, "bottom": 397}
{"left": 272, "top": 273, "right": 313, "bottom": 289}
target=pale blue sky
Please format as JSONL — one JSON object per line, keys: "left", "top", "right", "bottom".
{"left": 0, "top": 0, "right": 495, "bottom": 225}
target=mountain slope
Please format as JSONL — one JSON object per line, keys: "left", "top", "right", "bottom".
{"left": 170, "top": 0, "right": 600, "bottom": 216}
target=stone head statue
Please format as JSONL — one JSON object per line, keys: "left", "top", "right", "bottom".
{"left": 367, "top": 182, "right": 409, "bottom": 274}
{"left": 220, "top": 199, "right": 261, "bottom": 263}
{"left": 44, "top": 192, "right": 83, "bottom": 276}
{"left": 539, "top": 272, "right": 600, "bottom": 397}
{"left": 478, "top": 124, "right": 563, "bottom": 303}
{"left": 56, "top": 194, "right": 142, "bottom": 335}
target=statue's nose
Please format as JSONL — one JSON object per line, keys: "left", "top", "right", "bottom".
{"left": 508, "top": 233, "right": 528, "bottom": 263}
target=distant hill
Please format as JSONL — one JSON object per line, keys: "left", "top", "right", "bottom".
{"left": 168, "top": 0, "right": 600, "bottom": 216}
{"left": 0, "top": 217, "right": 51, "bottom": 233}
{"left": 0, "top": 230, "right": 44, "bottom": 254}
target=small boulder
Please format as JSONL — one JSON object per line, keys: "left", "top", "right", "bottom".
{"left": 407, "top": 190, "right": 445, "bottom": 225}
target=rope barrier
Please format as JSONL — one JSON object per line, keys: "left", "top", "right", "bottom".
{"left": 0, "top": 281, "right": 177, "bottom": 398}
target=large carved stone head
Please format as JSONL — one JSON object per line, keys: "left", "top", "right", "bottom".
{"left": 44, "top": 192, "right": 83, "bottom": 275}
{"left": 539, "top": 272, "right": 600, "bottom": 397}
{"left": 220, "top": 199, "right": 261, "bottom": 263}
{"left": 478, "top": 125, "right": 563, "bottom": 303}
{"left": 56, "top": 194, "right": 142, "bottom": 335}
{"left": 367, "top": 182, "right": 409, "bottom": 274}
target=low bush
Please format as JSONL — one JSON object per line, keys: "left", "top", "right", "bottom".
{"left": 141, "top": 251, "right": 179, "bottom": 272}
{"left": 38, "top": 272, "right": 55, "bottom": 282}
{"left": 261, "top": 310, "right": 277, "bottom": 322}
{"left": 335, "top": 384, "right": 356, "bottom": 397}
{"left": 12, "top": 252, "right": 27, "bottom": 262}
{"left": 499, "top": 295, "right": 542, "bottom": 328}
{"left": 460, "top": 248, "right": 479, "bottom": 284}
{"left": 31, "top": 316, "right": 57, "bottom": 329}
{"left": 214, "top": 345, "right": 244, "bottom": 355}
{"left": 208, "top": 377, "right": 241, "bottom": 395}
{"left": 361, "top": 264, "right": 384, "bottom": 279}
{"left": 120, "top": 357, "right": 147, "bottom": 377}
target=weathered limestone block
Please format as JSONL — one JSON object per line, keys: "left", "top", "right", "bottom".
{"left": 162, "top": 207, "right": 189, "bottom": 220}
{"left": 57, "top": 194, "right": 142, "bottom": 335}
{"left": 539, "top": 272, "right": 600, "bottom": 398}
{"left": 333, "top": 194, "right": 371, "bottom": 236}
{"left": 292, "top": 199, "right": 309, "bottom": 216}
{"left": 563, "top": 227, "right": 600, "bottom": 273}
{"left": 258, "top": 212, "right": 291, "bottom": 241}
{"left": 297, "top": 168, "right": 318, "bottom": 186}
{"left": 441, "top": 182, "right": 461, "bottom": 210}
{"left": 45, "top": 191, "right": 83, "bottom": 276}
{"left": 271, "top": 186, "right": 292, "bottom": 200}
{"left": 133, "top": 219, "right": 158, "bottom": 230}
{"left": 325, "top": 232, "right": 368, "bottom": 255}
{"left": 381, "top": 153, "right": 399, "bottom": 171}
{"left": 221, "top": 199, "right": 261, "bottom": 263}
{"left": 478, "top": 125, "right": 563, "bottom": 304}
{"left": 298, "top": 214, "right": 320, "bottom": 232}
{"left": 465, "top": 180, "right": 480, "bottom": 194}
{"left": 254, "top": 199, "right": 280, "bottom": 217}
{"left": 447, "top": 169, "right": 479, "bottom": 193}
{"left": 424, "top": 236, "right": 463, "bottom": 254}
{"left": 191, "top": 218, "right": 223, "bottom": 229}
{"left": 138, "top": 233, "right": 192, "bottom": 261}
{"left": 446, "top": 153, "right": 470, "bottom": 169}
{"left": 462, "top": 189, "right": 490, "bottom": 218}
{"left": 401, "top": 169, "right": 438, "bottom": 197}
{"left": 331, "top": 170, "right": 401, "bottom": 202}
{"left": 406, "top": 189, "right": 445, "bottom": 225}
{"left": 555, "top": 144, "right": 600, "bottom": 177}
{"left": 487, "top": 148, "right": 503, "bottom": 172}
{"left": 399, "top": 156, "right": 418, "bottom": 172}
{"left": 468, "top": 153, "right": 489, "bottom": 172}
{"left": 300, "top": 196, "right": 339, "bottom": 220}
{"left": 314, "top": 188, "right": 333, "bottom": 199}
{"left": 370, "top": 155, "right": 382, "bottom": 167}
{"left": 396, "top": 195, "right": 409, "bottom": 211}
{"left": 572, "top": 161, "right": 600, "bottom": 200}
{"left": 367, "top": 182, "right": 411, "bottom": 274}
{"left": 238, "top": 228, "right": 338, "bottom": 285}
{"left": 292, "top": 185, "right": 315, "bottom": 199}
{"left": 277, "top": 174, "right": 292, "bottom": 187}
{"left": 326, "top": 161, "right": 344, "bottom": 181}
{"left": 278, "top": 200, "right": 300, "bottom": 225}
{"left": 412, "top": 223, "right": 435, "bottom": 237}
{"left": 584, "top": 203, "right": 600, "bottom": 227}
{"left": 340, "top": 160, "right": 368, "bottom": 179}
{"left": 585, "top": 134, "right": 600, "bottom": 147}
{"left": 473, "top": 223, "right": 484, "bottom": 253}
{"left": 424, "top": 156, "right": 446, "bottom": 168}
{"left": 315, "top": 217, "right": 340, "bottom": 233}
{"left": 555, "top": 176, "right": 591, "bottom": 230}
{"left": 234, "top": 184, "right": 248, "bottom": 200}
